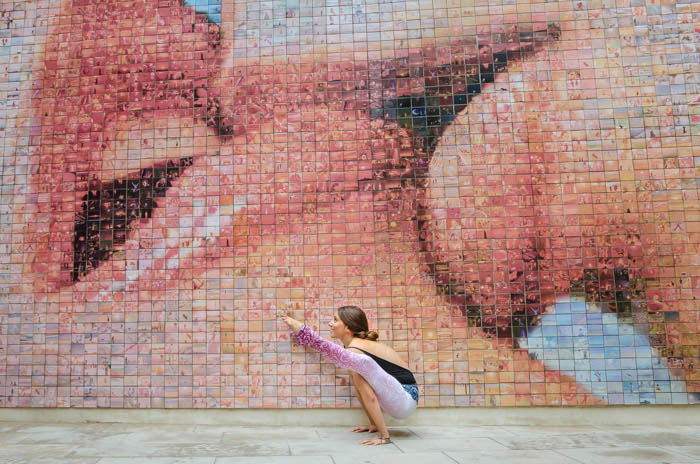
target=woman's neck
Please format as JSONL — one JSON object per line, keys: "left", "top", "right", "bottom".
{"left": 341, "top": 334, "right": 356, "bottom": 348}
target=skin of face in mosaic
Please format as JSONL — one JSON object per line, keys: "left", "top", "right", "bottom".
{"left": 3, "top": 0, "right": 698, "bottom": 407}
{"left": 425, "top": 4, "right": 700, "bottom": 398}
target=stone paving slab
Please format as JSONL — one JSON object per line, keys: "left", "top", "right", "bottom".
{"left": 104, "top": 424, "right": 201, "bottom": 433}
{"left": 1, "top": 421, "right": 700, "bottom": 463}
{"left": 315, "top": 426, "right": 418, "bottom": 440}
{"left": 491, "top": 430, "right": 700, "bottom": 451}
{"left": 221, "top": 426, "right": 326, "bottom": 440}
{"left": 0, "top": 444, "right": 77, "bottom": 461}
{"left": 659, "top": 446, "right": 700, "bottom": 460}
{"left": 98, "top": 459, "right": 215, "bottom": 464}
{"left": 331, "top": 451, "right": 457, "bottom": 464}
{"left": 446, "top": 450, "right": 582, "bottom": 464}
{"left": 288, "top": 438, "right": 401, "bottom": 456}
{"left": 554, "top": 446, "right": 698, "bottom": 464}
{"left": 5, "top": 460, "right": 99, "bottom": 464}
{"left": 602, "top": 432, "right": 700, "bottom": 447}
{"left": 496, "top": 425, "right": 598, "bottom": 435}
{"left": 91, "top": 429, "right": 226, "bottom": 446}
{"left": 393, "top": 437, "right": 509, "bottom": 453}
{"left": 68, "top": 441, "right": 291, "bottom": 458}
{"left": 214, "top": 458, "right": 333, "bottom": 464}
{"left": 408, "top": 425, "right": 514, "bottom": 439}
{"left": 0, "top": 424, "right": 19, "bottom": 433}
{"left": 0, "top": 425, "right": 111, "bottom": 445}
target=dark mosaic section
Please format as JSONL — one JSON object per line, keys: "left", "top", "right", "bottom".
{"left": 72, "top": 157, "right": 194, "bottom": 282}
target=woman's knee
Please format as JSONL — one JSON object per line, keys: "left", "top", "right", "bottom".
{"left": 351, "top": 372, "right": 378, "bottom": 398}
{"left": 349, "top": 370, "right": 367, "bottom": 391}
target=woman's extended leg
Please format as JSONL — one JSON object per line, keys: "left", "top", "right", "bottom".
{"left": 350, "top": 371, "right": 391, "bottom": 445}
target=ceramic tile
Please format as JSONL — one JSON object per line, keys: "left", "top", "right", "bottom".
{"left": 0, "top": 0, "right": 697, "bottom": 412}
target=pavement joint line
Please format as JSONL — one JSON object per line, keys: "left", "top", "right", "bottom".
{"left": 440, "top": 450, "right": 460, "bottom": 463}
{"left": 658, "top": 445, "right": 699, "bottom": 459}
{"left": 391, "top": 439, "right": 406, "bottom": 453}
{"left": 406, "top": 426, "right": 423, "bottom": 438}
{"left": 481, "top": 435, "right": 516, "bottom": 450}
{"left": 551, "top": 449, "right": 588, "bottom": 464}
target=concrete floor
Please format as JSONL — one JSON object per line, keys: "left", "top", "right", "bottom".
{"left": 2, "top": 422, "right": 700, "bottom": 464}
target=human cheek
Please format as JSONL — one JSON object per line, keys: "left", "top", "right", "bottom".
{"left": 26, "top": 0, "right": 220, "bottom": 291}
{"left": 425, "top": 75, "right": 557, "bottom": 341}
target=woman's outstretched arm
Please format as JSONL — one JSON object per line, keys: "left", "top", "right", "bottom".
{"left": 280, "top": 317, "right": 374, "bottom": 375}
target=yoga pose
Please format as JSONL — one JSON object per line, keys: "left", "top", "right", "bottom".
{"left": 281, "top": 306, "right": 418, "bottom": 445}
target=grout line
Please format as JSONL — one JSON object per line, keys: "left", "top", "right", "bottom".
{"left": 406, "top": 426, "right": 423, "bottom": 439}
{"left": 492, "top": 425, "right": 524, "bottom": 436}
{"left": 551, "top": 449, "right": 587, "bottom": 464}
{"left": 390, "top": 437, "right": 406, "bottom": 453}
{"left": 483, "top": 435, "right": 517, "bottom": 450}
{"left": 656, "top": 445, "right": 699, "bottom": 460}
{"left": 441, "top": 450, "right": 461, "bottom": 463}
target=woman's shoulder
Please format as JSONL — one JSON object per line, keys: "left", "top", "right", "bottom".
{"left": 355, "top": 340, "right": 409, "bottom": 369}
{"left": 348, "top": 339, "right": 386, "bottom": 354}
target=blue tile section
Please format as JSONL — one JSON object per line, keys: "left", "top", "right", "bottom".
{"left": 183, "top": 0, "right": 222, "bottom": 24}
{"left": 518, "top": 297, "right": 687, "bottom": 404}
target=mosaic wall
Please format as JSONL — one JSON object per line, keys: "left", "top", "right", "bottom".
{"left": 1, "top": 0, "right": 699, "bottom": 409}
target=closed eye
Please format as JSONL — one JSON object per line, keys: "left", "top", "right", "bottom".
{"left": 372, "top": 25, "right": 560, "bottom": 155}
{"left": 72, "top": 157, "right": 194, "bottom": 282}
{"left": 375, "top": 47, "right": 524, "bottom": 158}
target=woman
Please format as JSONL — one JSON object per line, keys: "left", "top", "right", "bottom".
{"left": 280, "top": 306, "right": 419, "bottom": 446}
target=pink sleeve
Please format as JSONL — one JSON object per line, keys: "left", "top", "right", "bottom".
{"left": 292, "top": 325, "right": 371, "bottom": 372}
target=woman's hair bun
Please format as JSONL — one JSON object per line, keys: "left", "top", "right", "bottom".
{"left": 355, "top": 330, "right": 379, "bottom": 341}
{"left": 337, "top": 306, "right": 378, "bottom": 341}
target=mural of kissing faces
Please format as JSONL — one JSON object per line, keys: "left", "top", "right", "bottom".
{"left": 1, "top": 0, "right": 697, "bottom": 407}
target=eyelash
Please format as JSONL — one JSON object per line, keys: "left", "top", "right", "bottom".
{"left": 71, "top": 157, "right": 194, "bottom": 282}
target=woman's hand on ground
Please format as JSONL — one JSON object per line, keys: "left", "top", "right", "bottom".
{"left": 352, "top": 425, "right": 378, "bottom": 433}
{"left": 360, "top": 436, "right": 392, "bottom": 446}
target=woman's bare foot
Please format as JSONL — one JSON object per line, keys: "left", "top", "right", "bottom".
{"left": 352, "top": 425, "right": 378, "bottom": 433}
{"left": 360, "top": 436, "right": 392, "bottom": 446}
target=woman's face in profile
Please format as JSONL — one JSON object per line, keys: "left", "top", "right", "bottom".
{"left": 328, "top": 314, "right": 349, "bottom": 339}
{"left": 328, "top": 313, "right": 347, "bottom": 338}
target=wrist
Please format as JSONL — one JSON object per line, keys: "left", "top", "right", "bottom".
{"left": 294, "top": 323, "right": 305, "bottom": 334}
{"left": 290, "top": 322, "right": 307, "bottom": 335}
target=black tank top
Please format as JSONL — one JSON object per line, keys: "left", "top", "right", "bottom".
{"left": 350, "top": 347, "right": 417, "bottom": 385}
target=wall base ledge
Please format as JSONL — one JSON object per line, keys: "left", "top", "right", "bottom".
{"left": 1, "top": 405, "right": 698, "bottom": 426}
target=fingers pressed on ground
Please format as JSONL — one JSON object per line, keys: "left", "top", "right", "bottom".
{"left": 352, "top": 426, "right": 377, "bottom": 433}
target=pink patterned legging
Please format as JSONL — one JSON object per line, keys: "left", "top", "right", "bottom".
{"left": 292, "top": 325, "right": 417, "bottom": 419}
